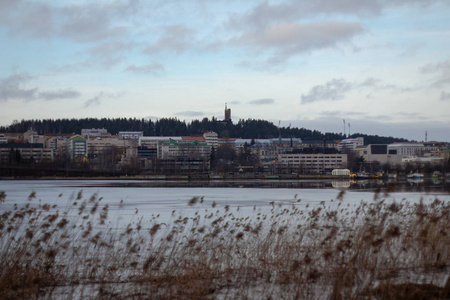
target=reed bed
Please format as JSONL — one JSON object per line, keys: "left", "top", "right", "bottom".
{"left": 1, "top": 189, "right": 449, "bottom": 299}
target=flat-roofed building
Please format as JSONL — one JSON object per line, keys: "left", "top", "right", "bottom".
{"left": 158, "top": 139, "right": 211, "bottom": 160}
{"left": 338, "top": 137, "right": 364, "bottom": 153}
{"left": 301, "top": 139, "right": 339, "bottom": 150}
{"left": 81, "top": 128, "right": 110, "bottom": 137}
{"left": 278, "top": 153, "right": 347, "bottom": 174}
{"left": 359, "top": 144, "right": 401, "bottom": 165}
{"left": 119, "top": 131, "right": 143, "bottom": 140}
{"left": 67, "top": 135, "right": 88, "bottom": 159}
{"left": 139, "top": 136, "right": 182, "bottom": 148}
{"left": 388, "top": 143, "right": 425, "bottom": 157}
{"left": 0, "top": 143, "right": 54, "bottom": 163}
{"left": 203, "top": 131, "right": 218, "bottom": 148}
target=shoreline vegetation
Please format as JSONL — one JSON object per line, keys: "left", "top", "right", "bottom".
{"left": 1, "top": 190, "right": 450, "bottom": 299}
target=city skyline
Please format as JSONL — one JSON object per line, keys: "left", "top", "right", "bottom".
{"left": 1, "top": 0, "right": 449, "bottom": 142}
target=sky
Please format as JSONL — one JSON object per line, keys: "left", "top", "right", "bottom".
{"left": 1, "top": 0, "right": 449, "bottom": 142}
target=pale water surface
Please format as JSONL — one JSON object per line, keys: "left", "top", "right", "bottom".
{"left": 1, "top": 180, "right": 449, "bottom": 226}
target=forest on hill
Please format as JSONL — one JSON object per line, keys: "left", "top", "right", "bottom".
{"left": 0, "top": 117, "right": 409, "bottom": 145}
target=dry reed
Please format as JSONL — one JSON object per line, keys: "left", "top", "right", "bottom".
{"left": 0, "top": 190, "right": 449, "bottom": 299}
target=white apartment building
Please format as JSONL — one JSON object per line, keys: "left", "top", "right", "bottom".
{"left": 338, "top": 137, "right": 364, "bottom": 153}
{"left": 388, "top": 143, "right": 425, "bottom": 156}
{"left": 119, "top": 131, "right": 143, "bottom": 140}
{"left": 278, "top": 153, "right": 347, "bottom": 174}
{"left": 203, "top": 131, "right": 218, "bottom": 148}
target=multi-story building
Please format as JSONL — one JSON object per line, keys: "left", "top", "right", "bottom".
{"left": 203, "top": 131, "right": 218, "bottom": 148}
{"left": 0, "top": 143, "right": 54, "bottom": 163}
{"left": 81, "top": 128, "right": 110, "bottom": 137}
{"left": 119, "top": 131, "right": 143, "bottom": 140}
{"left": 358, "top": 143, "right": 447, "bottom": 167}
{"left": 44, "top": 134, "right": 71, "bottom": 157}
{"left": 86, "top": 137, "right": 131, "bottom": 159}
{"left": 22, "top": 130, "right": 44, "bottom": 144}
{"left": 358, "top": 144, "right": 401, "bottom": 165}
{"left": 388, "top": 143, "right": 425, "bottom": 157}
{"left": 278, "top": 153, "right": 347, "bottom": 174}
{"left": 66, "top": 135, "right": 88, "bottom": 159}
{"left": 301, "top": 139, "right": 339, "bottom": 150}
{"left": 338, "top": 137, "right": 364, "bottom": 153}
{"left": 158, "top": 139, "right": 211, "bottom": 160}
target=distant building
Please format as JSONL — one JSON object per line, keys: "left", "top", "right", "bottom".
{"left": 301, "top": 139, "right": 339, "bottom": 150}
{"left": 278, "top": 153, "right": 348, "bottom": 174}
{"left": 119, "top": 131, "right": 143, "bottom": 140}
{"left": 44, "top": 134, "right": 71, "bottom": 157}
{"left": 131, "top": 132, "right": 218, "bottom": 171}
{"left": 0, "top": 143, "right": 54, "bottom": 163}
{"left": 22, "top": 130, "right": 44, "bottom": 144}
{"left": 388, "top": 143, "right": 425, "bottom": 157}
{"left": 203, "top": 131, "right": 218, "bottom": 148}
{"left": 0, "top": 134, "right": 7, "bottom": 144}
{"left": 67, "top": 135, "right": 88, "bottom": 159}
{"left": 338, "top": 137, "right": 364, "bottom": 153}
{"left": 158, "top": 139, "right": 211, "bottom": 160}
{"left": 81, "top": 128, "right": 110, "bottom": 137}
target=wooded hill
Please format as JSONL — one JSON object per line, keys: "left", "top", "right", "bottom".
{"left": 0, "top": 117, "right": 409, "bottom": 145}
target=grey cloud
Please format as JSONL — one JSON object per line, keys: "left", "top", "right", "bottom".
{"left": 420, "top": 60, "right": 450, "bottom": 73}
{"left": 441, "top": 91, "right": 450, "bottom": 101}
{"left": 83, "top": 91, "right": 124, "bottom": 108}
{"left": 420, "top": 60, "right": 450, "bottom": 87}
{"left": 58, "top": 1, "right": 144, "bottom": 43}
{"left": 231, "top": 21, "right": 364, "bottom": 66}
{"left": 60, "top": 5, "right": 127, "bottom": 43}
{"left": 145, "top": 24, "right": 195, "bottom": 54}
{"left": 248, "top": 98, "right": 275, "bottom": 105}
{"left": 0, "top": 1, "right": 140, "bottom": 43}
{"left": 229, "top": 0, "right": 446, "bottom": 31}
{"left": 0, "top": 1, "right": 56, "bottom": 38}
{"left": 0, "top": 73, "right": 37, "bottom": 101}
{"left": 175, "top": 111, "right": 204, "bottom": 117}
{"left": 228, "top": 0, "right": 382, "bottom": 30}
{"left": 84, "top": 93, "right": 103, "bottom": 108}
{"left": 125, "top": 63, "right": 165, "bottom": 75}
{"left": 228, "top": 101, "right": 241, "bottom": 105}
{"left": 85, "top": 41, "right": 132, "bottom": 68}
{"left": 301, "top": 77, "right": 413, "bottom": 104}
{"left": 397, "top": 112, "right": 428, "bottom": 121}
{"left": 357, "top": 77, "right": 381, "bottom": 87}
{"left": 0, "top": 73, "right": 83, "bottom": 102}
{"left": 301, "top": 78, "right": 353, "bottom": 104}
{"left": 38, "top": 90, "right": 81, "bottom": 100}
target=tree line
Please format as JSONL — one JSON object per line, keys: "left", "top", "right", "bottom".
{"left": 0, "top": 117, "right": 409, "bottom": 144}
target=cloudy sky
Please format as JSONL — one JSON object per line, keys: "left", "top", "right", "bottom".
{"left": 1, "top": 0, "right": 449, "bottom": 141}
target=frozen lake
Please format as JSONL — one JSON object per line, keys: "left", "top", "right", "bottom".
{"left": 1, "top": 179, "right": 449, "bottom": 226}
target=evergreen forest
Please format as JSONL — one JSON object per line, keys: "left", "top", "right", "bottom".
{"left": 0, "top": 117, "right": 409, "bottom": 145}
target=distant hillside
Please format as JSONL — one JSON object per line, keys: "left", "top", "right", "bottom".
{"left": 0, "top": 118, "right": 409, "bottom": 144}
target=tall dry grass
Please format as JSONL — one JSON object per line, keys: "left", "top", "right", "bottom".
{"left": 0, "top": 189, "right": 449, "bottom": 299}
